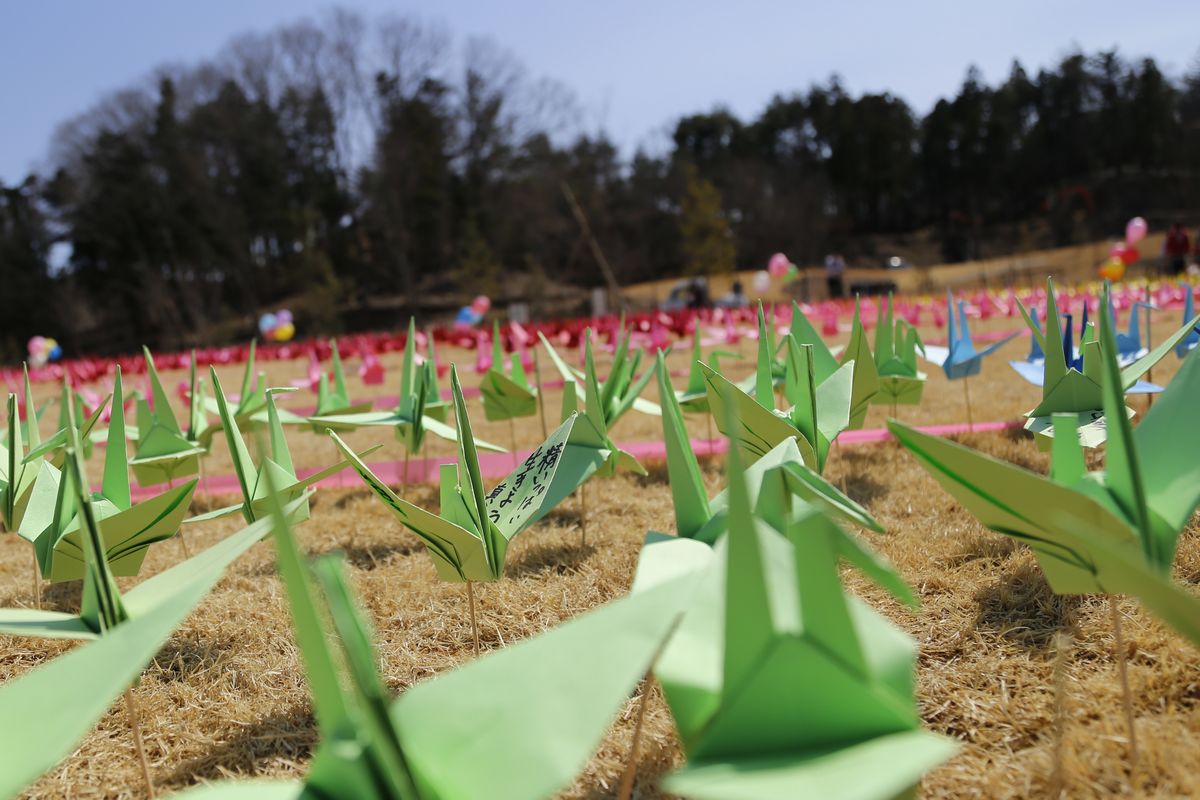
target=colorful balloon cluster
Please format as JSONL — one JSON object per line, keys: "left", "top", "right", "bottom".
{"left": 454, "top": 295, "right": 491, "bottom": 328}
{"left": 258, "top": 309, "right": 296, "bottom": 342}
{"left": 26, "top": 336, "right": 62, "bottom": 367}
{"left": 1098, "top": 216, "right": 1147, "bottom": 281}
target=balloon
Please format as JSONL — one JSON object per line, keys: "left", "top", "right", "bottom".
{"left": 1098, "top": 257, "right": 1126, "bottom": 282}
{"left": 273, "top": 322, "right": 295, "bottom": 342}
{"left": 27, "top": 336, "right": 45, "bottom": 356}
{"left": 471, "top": 295, "right": 491, "bottom": 314}
{"left": 49, "top": 345, "right": 62, "bottom": 361}
{"left": 1118, "top": 245, "right": 1139, "bottom": 266}
{"left": 259, "top": 313, "right": 277, "bottom": 334}
{"left": 751, "top": 270, "right": 771, "bottom": 293}
{"left": 455, "top": 306, "right": 482, "bottom": 327}
{"left": 276, "top": 309, "right": 293, "bottom": 325}
{"left": 768, "top": 252, "right": 790, "bottom": 278}
{"left": 1125, "top": 216, "right": 1148, "bottom": 245}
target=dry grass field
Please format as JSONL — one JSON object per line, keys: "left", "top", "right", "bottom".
{"left": 2, "top": 308, "right": 1198, "bottom": 799}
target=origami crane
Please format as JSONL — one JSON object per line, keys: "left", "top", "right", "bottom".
{"left": 331, "top": 366, "right": 610, "bottom": 583}
{"left": 422, "top": 327, "right": 451, "bottom": 422}
{"left": 633, "top": 436, "right": 957, "bottom": 799}
{"left": 1010, "top": 296, "right": 1161, "bottom": 393}
{"left": 310, "top": 340, "right": 374, "bottom": 422}
{"left": 1114, "top": 300, "right": 1154, "bottom": 365}
{"left": 162, "top": 481, "right": 700, "bottom": 800}
{"left": 186, "top": 368, "right": 373, "bottom": 526}
{"left": 2, "top": 372, "right": 51, "bottom": 532}
{"left": 787, "top": 299, "right": 879, "bottom": 430}
{"left": 871, "top": 293, "right": 927, "bottom": 406}
{"left": 0, "top": 436, "right": 302, "bottom": 798}
{"left": 890, "top": 314, "right": 1200, "bottom": 647}
{"left": 480, "top": 320, "right": 538, "bottom": 422}
{"left": 19, "top": 369, "right": 196, "bottom": 582}
{"left": 1011, "top": 280, "right": 1196, "bottom": 448}
{"left": 656, "top": 351, "right": 882, "bottom": 545}
{"left": 129, "top": 347, "right": 208, "bottom": 487}
{"left": 538, "top": 321, "right": 661, "bottom": 421}
{"left": 674, "top": 324, "right": 739, "bottom": 414}
{"left": 703, "top": 305, "right": 854, "bottom": 472}
{"left": 22, "top": 372, "right": 109, "bottom": 469}
{"left": 310, "top": 319, "right": 497, "bottom": 455}
{"left": 1177, "top": 283, "right": 1199, "bottom": 358}
{"left": 840, "top": 296, "right": 881, "bottom": 428}
{"left": 201, "top": 339, "right": 307, "bottom": 446}
{"left": 1, "top": 430, "right": 297, "bottom": 641}
{"left": 920, "top": 291, "right": 1020, "bottom": 379}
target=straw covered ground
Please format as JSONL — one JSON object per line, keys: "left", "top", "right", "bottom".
{"left": 2, "top": 310, "right": 1198, "bottom": 799}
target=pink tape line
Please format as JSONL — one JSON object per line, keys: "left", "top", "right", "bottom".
{"left": 133, "top": 418, "right": 1020, "bottom": 501}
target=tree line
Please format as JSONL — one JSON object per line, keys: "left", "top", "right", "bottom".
{"left": 2, "top": 8, "right": 1199, "bottom": 357}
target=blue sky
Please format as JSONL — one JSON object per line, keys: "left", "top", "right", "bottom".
{"left": 2, "top": 0, "right": 1198, "bottom": 183}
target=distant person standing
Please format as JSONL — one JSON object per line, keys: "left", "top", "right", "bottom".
{"left": 824, "top": 253, "right": 846, "bottom": 298}
{"left": 1164, "top": 223, "right": 1190, "bottom": 275}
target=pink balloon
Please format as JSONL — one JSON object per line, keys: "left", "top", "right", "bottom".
{"left": 768, "top": 252, "right": 790, "bottom": 278}
{"left": 1125, "top": 216, "right": 1148, "bottom": 245}
{"left": 471, "top": 295, "right": 491, "bottom": 314}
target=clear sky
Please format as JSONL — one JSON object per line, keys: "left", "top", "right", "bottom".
{"left": 2, "top": 0, "right": 1197, "bottom": 183}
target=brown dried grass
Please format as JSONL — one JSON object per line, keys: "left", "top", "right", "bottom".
{"left": 3, "top": 312, "right": 1198, "bottom": 798}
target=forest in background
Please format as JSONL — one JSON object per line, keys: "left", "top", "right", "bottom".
{"left": 2, "top": 7, "right": 1200, "bottom": 357}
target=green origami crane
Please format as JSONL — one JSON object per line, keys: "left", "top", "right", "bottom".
{"left": 422, "top": 327, "right": 451, "bottom": 423}
{"left": 703, "top": 304, "right": 854, "bottom": 472}
{"left": 890, "top": 307, "right": 1200, "bottom": 647}
{"left": 165, "top": 474, "right": 700, "bottom": 800}
{"left": 480, "top": 320, "right": 538, "bottom": 422}
{"left": 840, "top": 297, "right": 882, "bottom": 429}
{"left": 331, "top": 366, "right": 609, "bottom": 583}
{"left": 632, "top": 436, "right": 957, "bottom": 799}
{"left": 790, "top": 299, "right": 880, "bottom": 431}
{"left": 19, "top": 369, "right": 196, "bottom": 582}
{"left": 656, "top": 352, "right": 881, "bottom": 545}
{"left": 538, "top": 321, "right": 662, "bottom": 421}
{"left": 0, "top": 428, "right": 297, "bottom": 641}
{"left": 310, "top": 341, "right": 374, "bottom": 425}
{"left": 21, "top": 372, "right": 109, "bottom": 470}
{"left": 558, "top": 332, "right": 649, "bottom": 477}
{"left": 130, "top": 347, "right": 208, "bottom": 487}
{"left": 0, "top": 439, "right": 303, "bottom": 799}
{"left": 1016, "top": 278, "right": 1198, "bottom": 449}
{"left": 186, "top": 368, "right": 372, "bottom": 526}
{"left": 674, "top": 325, "right": 739, "bottom": 414}
{"left": 871, "top": 294, "right": 926, "bottom": 406}
{"left": 310, "top": 319, "right": 497, "bottom": 455}
{"left": 2, "top": 372, "right": 50, "bottom": 532}
{"left": 202, "top": 340, "right": 307, "bottom": 446}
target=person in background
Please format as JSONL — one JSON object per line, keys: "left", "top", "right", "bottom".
{"left": 1164, "top": 223, "right": 1190, "bottom": 275}
{"left": 687, "top": 277, "right": 711, "bottom": 309}
{"left": 716, "top": 280, "right": 748, "bottom": 308}
{"left": 824, "top": 253, "right": 846, "bottom": 298}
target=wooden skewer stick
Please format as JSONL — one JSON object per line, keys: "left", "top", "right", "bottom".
{"left": 509, "top": 417, "right": 519, "bottom": 470}
{"left": 617, "top": 671, "right": 654, "bottom": 800}
{"left": 1051, "top": 630, "right": 1072, "bottom": 798}
{"left": 533, "top": 348, "right": 549, "bottom": 439}
{"left": 466, "top": 580, "right": 481, "bottom": 656}
{"left": 169, "top": 477, "right": 189, "bottom": 557}
{"left": 1110, "top": 595, "right": 1139, "bottom": 773}
{"left": 30, "top": 548, "right": 41, "bottom": 610}
{"left": 963, "top": 376, "right": 974, "bottom": 432}
{"left": 124, "top": 687, "right": 156, "bottom": 798}
{"left": 578, "top": 482, "right": 588, "bottom": 548}
{"left": 403, "top": 450, "right": 411, "bottom": 499}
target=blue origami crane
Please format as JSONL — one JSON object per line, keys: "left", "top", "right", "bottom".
{"left": 921, "top": 291, "right": 1019, "bottom": 380}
